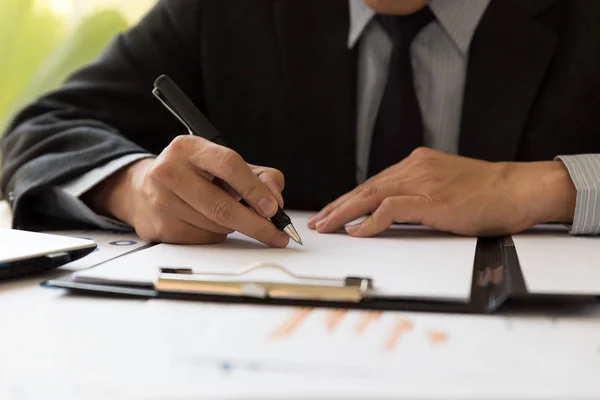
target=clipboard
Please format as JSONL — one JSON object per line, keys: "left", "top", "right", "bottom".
{"left": 43, "top": 236, "right": 600, "bottom": 314}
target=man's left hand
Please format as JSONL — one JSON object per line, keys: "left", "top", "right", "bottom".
{"left": 307, "top": 148, "right": 576, "bottom": 237}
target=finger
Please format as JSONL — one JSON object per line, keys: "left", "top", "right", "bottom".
{"left": 315, "top": 184, "right": 398, "bottom": 233}
{"left": 152, "top": 218, "right": 228, "bottom": 245}
{"left": 160, "top": 164, "right": 290, "bottom": 248}
{"left": 345, "top": 196, "right": 430, "bottom": 237}
{"left": 307, "top": 190, "right": 357, "bottom": 229}
{"left": 146, "top": 175, "right": 234, "bottom": 235}
{"left": 307, "top": 173, "right": 393, "bottom": 229}
{"left": 216, "top": 167, "right": 284, "bottom": 207}
{"left": 189, "top": 142, "right": 280, "bottom": 218}
{"left": 213, "top": 178, "right": 240, "bottom": 200}
{"left": 164, "top": 190, "right": 234, "bottom": 235}
{"left": 315, "top": 197, "right": 380, "bottom": 233}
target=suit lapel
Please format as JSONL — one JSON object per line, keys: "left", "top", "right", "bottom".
{"left": 459, "top": 0, "right": 558, "bottom": 161}
{"left": 273, "top": 0, "right": 358, "bottom": 200}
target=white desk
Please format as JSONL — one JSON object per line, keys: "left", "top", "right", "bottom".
{"left": 1, "top": 201, "right": 599, "bottom": 399}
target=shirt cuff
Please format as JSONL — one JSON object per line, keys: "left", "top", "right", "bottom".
{"left": 53, "top": 153, "right": 155, "bottom": 230}
{"left": 555, "top": 154, "right": 600, "bottom": 235}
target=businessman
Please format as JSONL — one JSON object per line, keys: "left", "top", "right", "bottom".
{"left": 2, "top": 0, "right": 600, "bottom": 248}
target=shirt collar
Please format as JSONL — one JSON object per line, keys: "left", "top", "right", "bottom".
{"left": 348, "top": 0, "right": 491, "bottom": 55}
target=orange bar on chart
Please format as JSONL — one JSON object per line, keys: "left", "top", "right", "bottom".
{"left": 383, "top": 318, "right": 414, "bottom": 351}
{"left": 325, "top": 309, "right": 347, "bottom": 333}
{"left": 270, "top": 308, "right": 313, "bottom": 339}
{"left": 354, "top": 311, "right": 383, "bottom": 335}
{"left": 428, "top": 330, "right": 449, "bottom": 345}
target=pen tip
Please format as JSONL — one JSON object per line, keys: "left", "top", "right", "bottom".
{"left": 283, "top": 224, "right": 303, "bottom": 246}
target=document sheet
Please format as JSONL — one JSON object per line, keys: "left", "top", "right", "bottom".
{"left": 73, "top": 211, "right": 478, "bottom": 301}
{"left": 3, "top": 295, "right": 597, "bottom": 399}
{"left": 146, "top": 301, "right": 600, "bottom": 391}
{"left": 511, "top": 224, "right": 600, "bottom": 295}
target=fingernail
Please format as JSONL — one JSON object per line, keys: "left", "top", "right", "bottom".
{"left": 258, "top": 198, "right": 278, "bottom": 217}
{"left": 315, "top": 217, "right": 328, "bottom": 229}
{"left": 345, "top": 225, "right": 360, "bottom": 235}
{"left": 308, "top": 214, "right": 324, "bottom": 224}
{"left": 275, "top": 232, "right": 290, "bottom": 248}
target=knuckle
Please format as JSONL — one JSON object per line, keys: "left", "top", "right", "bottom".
{"left": 408, "top": 147, "right": 434, "bottom": 169}
{"left": 209, "top": 198, "right": 235, "bottom": 225}
{"left": 146, "top": 159, "right": 173, "bottom": 185}
{"left": 380, "top": 197, "right": 395, "bottom": 212}
{"left": 239, "top": 183, "right": 261, "bottom": 200}
{"left": 360, "top": 185, "right": 379, "bottom": 200}
{"left": 215, "top": 148, "right": 243, "bottom": 176}
{"left": 169, "top": 135, "right": 192, "bottom": 152}
{"left": 409, "top": 146, "right": 430, "bottom": 159}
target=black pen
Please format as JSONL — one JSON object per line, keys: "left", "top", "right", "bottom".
{"left": 152, "top": 74, "right": 302, "bottom": 245}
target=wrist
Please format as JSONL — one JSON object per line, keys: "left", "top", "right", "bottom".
{"left": 513, "top": 161, "right": 576, "bottom": 225}
{"left": 82, "top": 158, "right": 154, "bottom": 225}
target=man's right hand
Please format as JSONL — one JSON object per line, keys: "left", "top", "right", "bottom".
{"left": 82, "top": 135, "right": 290, "bottom": 247}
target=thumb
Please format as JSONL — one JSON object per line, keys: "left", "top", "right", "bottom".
{"left": 345, "top": 196, "right": 430, "bottom": 237}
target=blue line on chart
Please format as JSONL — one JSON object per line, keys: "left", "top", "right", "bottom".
{"left": 182, "top": 355, "right": 387, "bottom": 380}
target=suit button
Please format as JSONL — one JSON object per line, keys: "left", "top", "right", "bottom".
{"left": 8, "top": 191, "right": 15, "bottom": 205}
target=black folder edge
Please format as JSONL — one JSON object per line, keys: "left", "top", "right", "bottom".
{"left": 42, "top": 237, "right": 600, "bottom": 314}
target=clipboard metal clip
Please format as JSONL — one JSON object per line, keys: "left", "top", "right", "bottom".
{"left": 154, "top": 262, "right": 373, "bottom": 303}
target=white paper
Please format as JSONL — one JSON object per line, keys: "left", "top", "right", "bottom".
{"left": 1, "top": 292, "right": 599, "bottom": 399}
{"left": 73, "top": 211, "right": 477, "bottom": 301}
{"left": 512, "top": 224, "right": 600, "bottom": 295}
{"left": 144, "top": 301, "right": 600, "bottom": 385}
{"left": 124, "top": 301, "right": 600, "bottom": 397}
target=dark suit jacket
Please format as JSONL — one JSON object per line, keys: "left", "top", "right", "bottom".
{"left": 1, "top": 0, "right": 600, "bottom": 230}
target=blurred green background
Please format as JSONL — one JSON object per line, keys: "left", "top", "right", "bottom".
{"left": 0, "top": 0, "right": 154, "bottom": 134}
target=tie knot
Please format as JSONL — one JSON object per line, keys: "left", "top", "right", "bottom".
{"left": 377, "top": 6, "right": 435, "bottom": 47}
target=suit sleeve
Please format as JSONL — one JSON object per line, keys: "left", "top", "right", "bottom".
{"left": 51, "top": 153, "right": 156, "bottom": 231}
{"left": 0, "top": 0, "right": 204, "bottom": 230}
